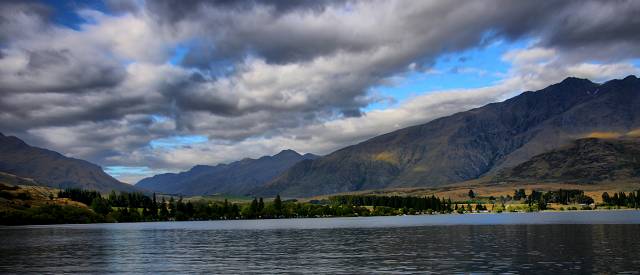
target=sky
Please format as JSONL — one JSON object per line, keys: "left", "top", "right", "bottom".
{"left": 1, "top": 0, "right": 640, "bottom": 184}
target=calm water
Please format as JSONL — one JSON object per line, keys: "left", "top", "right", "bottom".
{"left": 1, "top": 211, "right": 640, "bottom": 274}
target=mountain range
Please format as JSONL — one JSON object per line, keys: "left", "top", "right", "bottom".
{"left": 0, "top": 133, "right": 136, "bottom": 193}
{"left": 255, "top": 75, "right": 640, "bottom": 197}
{"left": 135, "top": 150, "right": 318, "bottom": 195}
{"left": 2, "top": 75, "right": 638, "bottom": 197}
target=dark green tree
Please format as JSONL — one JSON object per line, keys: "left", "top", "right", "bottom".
{"left": 274, "top": 195, "right": 283, "bottom": 217}
{"left": 159, "top": 197, "right": 169, "bottom": 220}
{"left": 90, "top": 197, "right": 111, "bottom": 216}
{"left": 149, "top": 193, "right": 158, "bottom": 218}
{"left": 169, "top": 197, "right": 176, "bottom": 218}
{"left": 258, "top": 197, "right": 265, "bottom": 214}
{"left": 248, "top": 198, "right": 259, "bottom": 218}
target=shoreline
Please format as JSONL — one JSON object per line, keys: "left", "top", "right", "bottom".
{"left": 2, "top": 208, "right": 639, "bottom": 228}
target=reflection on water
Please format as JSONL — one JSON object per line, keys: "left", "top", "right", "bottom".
{"left": 1, "top": 211, "right": 639, "bottom": 273}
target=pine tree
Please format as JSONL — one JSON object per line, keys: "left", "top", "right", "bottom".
{"left": 602, "top": 192, "right": 610, "bottom": 205}
{"left": 150, "top": 193, "right": 158, "bottom": 218}
{"left": 258, "top": 197, "right": 265, "bottom": 214}
{"left": 274, "top": 194, "right": 283, "bottom": 217}
{"left": 169, "top": 197, "right": 176, "bottom": 218}
{"left": 249, "top": 198, "right": 259, "bottom": 218}
{"left": 159, "top": 197, "right": 169, "bottom": 220}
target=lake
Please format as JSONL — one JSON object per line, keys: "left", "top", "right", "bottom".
{"left": 1, "top": 211, "right": 639, "bottom": 273}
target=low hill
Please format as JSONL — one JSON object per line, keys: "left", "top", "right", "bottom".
{"left": 136, "top": 150, "right": 318, "bottom": 195}
{"left": 495, "top": 137, "right": 640, "bottom": 184}
{"left": 0, "top": 133, "right": 137, "bottom": 193}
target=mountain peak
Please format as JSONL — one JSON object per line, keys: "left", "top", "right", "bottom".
{"left": 274, "top": 149, "right": 301, "bottom": 157}
{"left": 559, "top": 76, "right": 593, "bottom": 86}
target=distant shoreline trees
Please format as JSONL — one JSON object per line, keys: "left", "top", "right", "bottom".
{"left": 1, "top": 187, "right": 638, "bottom": 226}
{"left": 602, "top": 191, "right": 640, "bottom": 208}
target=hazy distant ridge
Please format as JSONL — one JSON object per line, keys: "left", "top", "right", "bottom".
{"left": 136, "top": 150, "right": 318, "bottom": 195}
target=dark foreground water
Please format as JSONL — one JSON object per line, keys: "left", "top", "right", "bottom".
{"left": 1, "top": 211, "right": 640, "bottom": 274}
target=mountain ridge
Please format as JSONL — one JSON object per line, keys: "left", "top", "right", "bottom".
{"left": 255, "top": 75, "right": 640, "bottom": 197}
{"left": 136, "top": 149, "right": 319, "bottom": 195}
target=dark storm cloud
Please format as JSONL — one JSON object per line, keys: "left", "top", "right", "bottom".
{"left": 0, "top": 49, "right": 126, "bottom": 94}
{"left": 0, "top": 1, "right": 52, "bottom": 43}
{"left": 341, "top": 109, "right": 363, "bottom": 118}
{"left": 146, "top": 0, "right": 346, "bottom": 23}
{"left": 104, "top": 0, "right": 141, "bottom": 14}
{"left": 147, "top": 0, "right": 368, "bottom": 65}
{"left": 538, "top": 0, "right": 640, "bottom": 61}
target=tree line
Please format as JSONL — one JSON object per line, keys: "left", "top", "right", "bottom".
{"left": 602, "top": 191, "right": 640, "bottom": 208}
{"left": 4, "top": 187, "right": 639, "bottom": 225}
{"left": 329, "top": 195, "right": 453, "bottom": 213}
{"left": 54, "top": 190, "right": 457, "bottom": 223}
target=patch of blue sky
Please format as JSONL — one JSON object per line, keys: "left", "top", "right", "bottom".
{"left": 167, "top": 41, "right": 239, "bottom": 78}
{"left": 41, "top": 0, "right": 109, "bottom": 30}
{"left": 149, "top": 135, "right": 208, "bottom": 149}
{"left": 151, "top": 114, "right": 169, "bottom": 123}
{"left": 104, "top": 166, "right": 156, "bottom": 177}
{"left": 364, "top": 39, "right": 530, "bottom": 111}
{"left": 169, "top": 45, "right": 190, "bottom": 65}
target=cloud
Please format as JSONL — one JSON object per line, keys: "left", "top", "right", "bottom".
{"left": 535, "top": 0, "right": 640, "bottom": 62}
{"left": 1, "top": 0, "right": 639, "bottom": 183}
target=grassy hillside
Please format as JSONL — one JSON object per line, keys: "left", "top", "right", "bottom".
{"left": 0, "top": 181, "right": 104, "bottom": 225}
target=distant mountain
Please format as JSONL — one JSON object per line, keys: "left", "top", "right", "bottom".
{"left": 257, "top": 75, "right": 640, "bottom": 197}
{"left": 495, "top": 137, "right": 640, "bottom": 184}
{"left": 136, "top": 150, "right": 319, "bottom": 195}
{"left": 0, "top": 133, "right": 137, "bottom": 193}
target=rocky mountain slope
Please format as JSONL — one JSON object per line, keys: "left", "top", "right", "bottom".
{"left": 136, "top": 150, "right": 318, "bottom": 195}
{"left": 0, "top": 133, "right": 137, "bottom": 193}
{"left": 257, "top": 75, "right": 640, "bottom": 197}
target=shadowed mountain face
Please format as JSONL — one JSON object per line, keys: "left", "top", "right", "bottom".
{"left": 495, "top": 138, "right": 640, "bottom": 184}
{"left": 0, "top": 133, "right": 137, "bottom": 193}
{"left": 257, "top": 75, "right": 640, "bottom": 197}
{"left": 135, "top": 150, "right": 319, "bottom": 195}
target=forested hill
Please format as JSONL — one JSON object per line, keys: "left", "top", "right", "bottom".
{"left": 256, "top": 75, "right": 640, "bottom": 197}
